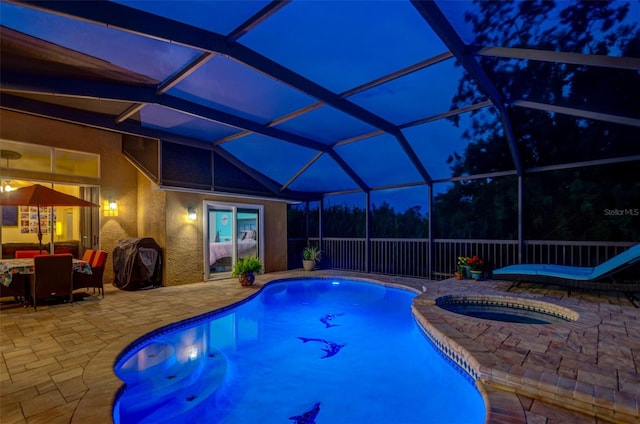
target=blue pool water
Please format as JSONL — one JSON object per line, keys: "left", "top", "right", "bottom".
{"left": 113, "top": 278, "right": 486, "bottom": 423}
{"left": 439, "top": 302, "right": 570, "bottom": 324}
{"left": 436, "top": 296, "right": 576, "bottom": 325}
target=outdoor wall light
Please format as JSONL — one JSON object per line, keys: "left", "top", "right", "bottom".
{"left": 103, "top": 199, "right": 119, "bottom": 217}
{"left": 187, "top": 207, "right": 197, "bottom": 221}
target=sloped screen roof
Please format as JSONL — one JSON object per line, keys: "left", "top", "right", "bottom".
{"left": 1, "top": 0, "right": 638, "bottom": 205}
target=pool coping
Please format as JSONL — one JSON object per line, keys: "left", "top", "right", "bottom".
{"left": 68, "top": 271, "right": 639, "bottom": 423}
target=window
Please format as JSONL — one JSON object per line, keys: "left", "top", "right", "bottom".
{"left": 1, "top": 140, "right": 100, "bottom": 178}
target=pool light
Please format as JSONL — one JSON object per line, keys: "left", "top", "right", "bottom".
{"left": 187, "top": 346, "right": 198, "bottom": 360}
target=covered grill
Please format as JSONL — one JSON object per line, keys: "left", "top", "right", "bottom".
{"left": 113, "top": 237, "right": 162, "bottom": 290}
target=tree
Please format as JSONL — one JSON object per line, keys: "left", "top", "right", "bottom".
{"left": 437, "top": 0, "right": 639, "bottom": 241}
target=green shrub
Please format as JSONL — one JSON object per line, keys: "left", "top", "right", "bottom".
{"left": 302, "top": 243, "right": 322, "bottom": 262}
{"left": 232, "top": 256, "right": 263, "bottom": 277}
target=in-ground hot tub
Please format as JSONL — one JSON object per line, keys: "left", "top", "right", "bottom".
{"left": 436, "top": 295, "right": 578, "bottom": 324}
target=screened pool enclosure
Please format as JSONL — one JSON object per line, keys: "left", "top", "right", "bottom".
{"left": 1, "top": 1, "right": 638, "bottom": 277}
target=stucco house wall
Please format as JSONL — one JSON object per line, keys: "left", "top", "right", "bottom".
{"left": 1, "top": 110, "right": 289, "bottom": 286}
{"left": 1, "top": 109, "right": 136, "bottom": 284}
{"left": 164, "top": 191, "right": 287, "bottom": 286}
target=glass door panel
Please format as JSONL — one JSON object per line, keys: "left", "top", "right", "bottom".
{"left": 236, "top": 209, "right": 258, "bottom": 260}
{"left": 208, "top": 207, "right": 234, "bottom": 275}
{"left": 79, "top": 186, "right": 100, "bottom": 254}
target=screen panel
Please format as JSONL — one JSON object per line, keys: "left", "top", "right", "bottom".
{"left": 335, "top": 134, "right": 423, "bottom": 187}
{"left": 437, "top": 0, "right": 639, "bottom": 58}
{"left": 161, "top": 141, "right": 212, "bottom": 189}
{"left": 114, "top": 0, "right": 271, "bottom": 36}
{"left": 1, "top": 2, "right": 201, "bottom": 81}
{"left": 348, "top": 59, "right": 469, "bottom": 125}
{"left": 241, "top": 1, "right": 448, "bottom": 92}
{"left": 220, "top": 133, "right": 319, "bottom": 185}
{"left": 138, "top": 105, "right": 239, "bottom": 141}
{"left": 403, "top": 107, "right": 512, "bottom": 180}
{"left": 169, "top": 56, "right": 316, "bottom": 124}
{"left": 274, "top": 105, "right": 378, "bottom": 145}
{"left": 287, "top": 154, "right": 360, "bottom": 193}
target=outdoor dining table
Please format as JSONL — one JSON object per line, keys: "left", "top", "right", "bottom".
{"left": 0, "top": 257, "right": 92, "bottom": 288}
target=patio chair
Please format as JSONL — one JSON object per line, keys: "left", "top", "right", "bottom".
{"left": 81, "top": 249, "right": 96, "bottom": 263}
{"left": 15, "top": 250, "right": 49, "bottom": 258}
{"left": 492, "top": 244, "right": 640, "bottom": 306}
{"left": 54, "top": 246, "right": 72, "bottom": 255}
{"left": 31, "top": 254, "right": 74, "bottom": 311}
{"left": 74, "top": 250, "right": 108, "bottom": 298}
{"left": 4, "top": 250, "right": 48, "bottom": 303}
{"left": 0, "top": 279, "right": 28, "bottom": 304}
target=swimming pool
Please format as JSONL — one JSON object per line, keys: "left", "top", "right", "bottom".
{"left": 113, "top": 278, "right": 486, "bottom": 423}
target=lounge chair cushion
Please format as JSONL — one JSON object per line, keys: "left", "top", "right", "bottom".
{"left": 494, "top": 264, "right": 594, "bottom": 279}
{"left": 591, "top": 243, "right": 640, "bottom": 279}
{"left": 493, "top": 244, "right": 640, "bottom": 282}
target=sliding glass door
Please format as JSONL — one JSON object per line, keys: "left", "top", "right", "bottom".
{"left": 205, "top": 202, "right": 263, "bottom": 280}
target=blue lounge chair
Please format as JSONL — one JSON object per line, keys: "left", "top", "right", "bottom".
{"left": 492, "top": 244, "right": 640, "bottom": 305}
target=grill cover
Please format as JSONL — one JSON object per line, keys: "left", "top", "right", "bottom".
{"left": 113, "top": 237, "right": 162, "bottom": 290}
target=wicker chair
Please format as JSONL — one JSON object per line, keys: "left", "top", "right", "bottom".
{"left": 74, "top": 250, "right": 108, "bottom": 298}
{"left": 31, "top": 254, "right": 74, "bottom": 311}
{"left": 0, "top": 250, "right": 46, "bottom": 303}
{"left": 0, "top": 278, "right": 28, "bottom": 304}
{"left": 15, "top": 250, "right": 49, "bottom": 258}
{"left": 81, "top": 249, "right": 96, "bottom": 263}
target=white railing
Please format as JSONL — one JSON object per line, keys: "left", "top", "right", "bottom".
{"left": 288, "top": 238, "right": 636, "bottom": 280}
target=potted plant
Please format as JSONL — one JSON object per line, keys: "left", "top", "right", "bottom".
{"left": 467, "top": 255, "right": 484, "bottom": 280}
{"left": 231, "top": 256, "right": 263, "bottom": 286}
{"left": 457, "top": 256, "right": 471, "bottom": 279}
{"left": 302, "top": 243, "right": 322, "bottom": 271}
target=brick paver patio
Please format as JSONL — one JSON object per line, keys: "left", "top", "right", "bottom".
{"left": 1, "top": 270, "right": 638, "bottom": 423}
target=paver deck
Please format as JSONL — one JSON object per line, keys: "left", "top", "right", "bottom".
{"left": 1, "top": 270, "right": 638, "bottom": 423}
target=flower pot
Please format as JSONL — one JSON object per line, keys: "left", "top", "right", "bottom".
{"left": 302, "top": 259, "right": 316, "bottom": 271}
{"left": 470, "top": 270, "right": 482, "bottom": 280}
{"left": 238, "top": 272, "right": 255, "bottom": 286}
{"left": 454, "top": 271, "right": 464, "bottom": 280}
{"left": 461, "top": 265, "right": 471, "bottom": 279}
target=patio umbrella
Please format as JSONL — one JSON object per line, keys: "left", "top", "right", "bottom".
{"left": 0, "top": 184, "right": 98, "bottom": 252}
